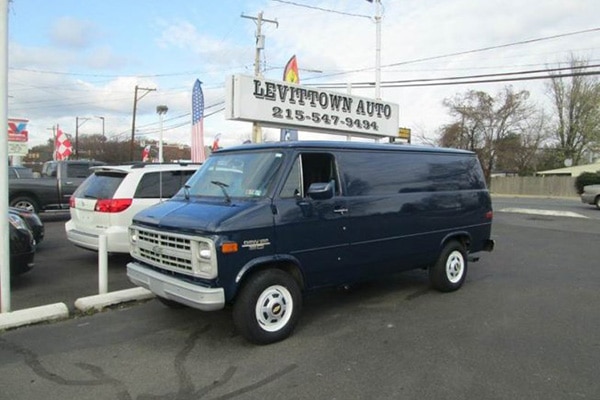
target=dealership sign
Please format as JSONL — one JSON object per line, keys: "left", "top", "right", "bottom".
{"left": 226, "top": 74, "right": 399, "bottom": 138}
{"left": 8, "top": 118, "right": 29, "bottom": 156}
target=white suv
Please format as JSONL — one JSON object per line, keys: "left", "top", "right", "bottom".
{"left": 65, "top": 163, "right": 200, "bottom": 253}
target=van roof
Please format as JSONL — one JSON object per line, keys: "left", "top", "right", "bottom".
{"left": 216, "top": 140, "right": 474, "bottom": 155}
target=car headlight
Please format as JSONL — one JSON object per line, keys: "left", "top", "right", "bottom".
{"left": 8, "top": 214, "right": 29, "bottom": 231}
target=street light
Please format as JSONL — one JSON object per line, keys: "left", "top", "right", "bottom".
{"left": 75, "top": 117, "right": 90, "bottom": 159}
{"left": 94, "top": 116, "right": 105, "bottom": 138}
{"left": 156, "top": 105, "right": 168, "bottom": 163}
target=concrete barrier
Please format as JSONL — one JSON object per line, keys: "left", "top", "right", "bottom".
{"left": 74, "top": 287, "right": 155, "bottom": 312}
{"left": 0, "top": 303, "right": 69, "bottom": 330}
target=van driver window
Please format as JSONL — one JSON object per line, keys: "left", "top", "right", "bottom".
{"left": 280, "top": 153, "right": 339, "bottom": 198}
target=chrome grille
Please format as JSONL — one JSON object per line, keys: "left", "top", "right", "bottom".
{"left": 139, "top": 247, "right": 192, "bottom": 272}
{"left": 133, "top": 227, "right": 194, "bottom": 275}
{"left": 138, "top": 229, "right": 191, "bottom": 252}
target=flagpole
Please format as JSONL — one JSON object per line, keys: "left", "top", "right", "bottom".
{"left": 53, "top": 124, "right": 58, "bottom": 161}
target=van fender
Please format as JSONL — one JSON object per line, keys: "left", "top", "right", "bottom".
{"left": 439, "top": 231, "right": 472, "bottom": 252}
{"left": 234, "top": 254, "right": 305, "bottom": 289}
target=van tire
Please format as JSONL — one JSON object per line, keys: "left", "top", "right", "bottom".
{"left": 233, "top": 269, "right": 302, "bottom": 345}
{"left": 429, "top": 241, "right": 467, "bottom": 292}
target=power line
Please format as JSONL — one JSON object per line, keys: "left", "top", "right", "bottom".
{"left": 315, "top": 63, "right": 600, "bottom": 88}
{"left": 316, "top": 70, "right": 600, "bottom": 89}
{"left": 302, "top": 26, "right": 600, "bottom": 82}
{"left": 271, "top": 0, "right": 371, "bottom": 19}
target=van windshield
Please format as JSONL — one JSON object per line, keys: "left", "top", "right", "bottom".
{"left": 181, "top": 151, "right": 285, "bottom": 200}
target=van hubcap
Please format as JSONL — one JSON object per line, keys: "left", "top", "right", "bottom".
{"left": 446, "top": 250, "right": 464, "bottom": 283}
{"left": 256, "top": 285, "right": 293, "bottom": 332}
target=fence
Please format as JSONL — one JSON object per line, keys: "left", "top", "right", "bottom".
{"left": 490, "top": 176, "right": 578, "bottom": 198}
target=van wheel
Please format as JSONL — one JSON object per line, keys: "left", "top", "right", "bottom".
{"left": 233, "top": 269, "right": 302, "bottom": 345}
{"left": 10, "top": 196, "right": 39, "bottom": 213}
{"left": 156, "top": 296, "right": 186, "bottom": 309}
{"left": 429, "top": 241, "right": 467, "bottom": 292}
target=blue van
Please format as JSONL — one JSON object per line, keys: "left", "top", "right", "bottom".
{"left": 127, "top": 141, "right": 494, "bottom": 344}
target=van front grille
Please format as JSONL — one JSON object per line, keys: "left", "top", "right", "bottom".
{"left": 137, "top": 229, "right": 192, "bottom": 252}
{"left": 131, "top": 227, "right": 195, "bottom": 275}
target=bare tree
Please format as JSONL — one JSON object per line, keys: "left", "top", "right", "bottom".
{"left": 546, "top": 56, "right": 600, "bottom": 165}
{"left": 440, "top": 86, "right": 539, "bottom": 181}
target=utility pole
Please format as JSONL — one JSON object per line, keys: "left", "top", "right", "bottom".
{"left": 241, "top": 11, "right": 278, "bottom": 143}
{"left": 374, "top": 0, "right": 382, "bottom": 100}
{"left": 130, "top": 85, "right": 156, "bottom": 161}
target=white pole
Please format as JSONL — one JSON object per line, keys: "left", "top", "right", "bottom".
{"left": 98, "top": 235, "right": 108, "bottom": 294}
{"left": 375, "top": 0, "right": 382, "bottom": 100}
{"left": 156, "top": 105, "right": 168, "bottom": 163}
{"left": 1, "top": 0, "right": 11, "bottom": 313}
{"left": 158, "top": 113, "right": 163, "bottom": 163}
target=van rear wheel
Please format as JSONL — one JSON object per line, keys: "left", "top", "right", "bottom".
{"left": 429, "top": 241, "right": 467, "bottom": 292}
{"left": 233, "top": 269, "right": 302, "bottom": 345}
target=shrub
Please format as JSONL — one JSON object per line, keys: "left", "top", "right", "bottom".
{"left": 575, "top": 171, "right": 600, "bottom": 194}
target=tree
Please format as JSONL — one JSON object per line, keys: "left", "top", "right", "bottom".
{"left": 440, "top": 86, "right": 542, "bottom": 181}
{"left": 546, "top": 56, "right": 600, "bottom": 165}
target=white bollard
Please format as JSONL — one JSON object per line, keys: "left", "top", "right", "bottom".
{"left": 98, "top": 234, "right": 108, "bottom": 294}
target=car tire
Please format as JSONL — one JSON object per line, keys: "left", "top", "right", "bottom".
{"left": 10, "top": 196, "right": 40, "bottom": 214}
{"left": 233, "top": 269, "right": 302, "bottom": 345}
{"left": 595, "top": 196, "right": 600, "bottom": 209}
{"left": 429, "top": 241, "right": 468, "bottom": 292}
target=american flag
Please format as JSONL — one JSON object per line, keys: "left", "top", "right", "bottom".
{"left": 191, "top": 79, "right": 206, "bottom": 162}
{"left": 54, "top": 127, "right": 72, "bottom": 160}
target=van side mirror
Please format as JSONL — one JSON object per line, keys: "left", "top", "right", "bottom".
{"left": 307, "top": 180, "right": 335, "bottom": 200}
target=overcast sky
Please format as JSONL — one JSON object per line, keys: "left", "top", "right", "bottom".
{"left": 7, "top": 0, "right": 600, "bottom": 149}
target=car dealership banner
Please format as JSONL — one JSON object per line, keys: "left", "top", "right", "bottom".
{"left": 226, "top": 74, "right": 399, "bottom": 138}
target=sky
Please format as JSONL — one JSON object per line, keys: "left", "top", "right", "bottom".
{"left": 6, "top": 0, "right": 600, "bottom": 151}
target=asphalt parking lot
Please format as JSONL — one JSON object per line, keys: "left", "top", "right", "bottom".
{"left": 1, "top": 199, "right": 599, "bottom": 399}
{"left": 8, "top": 211, "right": 134, "bottom": 312}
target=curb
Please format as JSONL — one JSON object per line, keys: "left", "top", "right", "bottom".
{"left": 0, "top": 288, "right": 155, "bottom": 331}
{"left": 0, "top": 303, "right": 69, "bottom": 330}
{"left": 74, "top": 287, "right": 155, "bottom": 312}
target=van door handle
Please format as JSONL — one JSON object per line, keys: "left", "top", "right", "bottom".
{"left": 333, "top": 208, "right": 348, "bottom": 215}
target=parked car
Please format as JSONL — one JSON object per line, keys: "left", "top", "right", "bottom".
{"left": 9, "top": 159, "right": 105, "bottom": 213}
{"left": 9, "top": 165, "right": 35, "bottom": 179}
{"left": 9, "top": 213, "right": 36, "bottom": 276}
{"left": 65, "top": 162, "right": 201, "bottom": 253}
{"left": 580, "top": 184, "right": 600, "bottom": 209}
{"left": 9, "top": 206, "right": 45, "bottom": 244}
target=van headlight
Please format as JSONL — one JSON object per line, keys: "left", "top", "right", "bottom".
{"left": 197, "top": 242, "right": 212, "bottom": 260}
{"left": 194, "top": 239, "right": 217, "bottom": 278}
{"left": 129, "top": 228, "right": 138, "bottom": 244}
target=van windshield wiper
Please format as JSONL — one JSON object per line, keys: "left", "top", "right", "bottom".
{"left": 210, "top": 180, "right": 231, "bottom": 203}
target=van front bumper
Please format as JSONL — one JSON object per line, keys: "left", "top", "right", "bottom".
{"left": 127, "top": 261, "right": 225, "bottom": 311}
